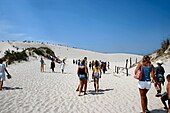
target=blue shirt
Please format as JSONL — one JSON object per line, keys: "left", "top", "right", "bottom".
{"left": 141, "top": 65, "right": 152, "bottom": 81}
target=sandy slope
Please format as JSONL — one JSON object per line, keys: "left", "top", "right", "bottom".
{"left": 0, "top": 41, "right": 169, "bottom": 113}
{"left": 0, "top": 57, "right": 169, "bottom": 113}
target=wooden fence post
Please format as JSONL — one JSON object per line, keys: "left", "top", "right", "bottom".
{"left": 130, "top": 57, "right": 132, "bottom": 68}
{"left": 126, "top": 68, "right": 128, "bottom": 76}
{"left": 117, "top": 67, "right": 119, "bottom": 74}
{"left": 125, "top": 59, "right": 128, "bottom": 69}
{"left": 115, "top": 66, "right": 117, "bottom": 73}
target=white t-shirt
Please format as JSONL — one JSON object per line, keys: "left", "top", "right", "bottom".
{"left": 0, "top": 64, "right": 6, "bottom": 81}
{"left": 60, "top": 63, "right": 65, "bottom": 70}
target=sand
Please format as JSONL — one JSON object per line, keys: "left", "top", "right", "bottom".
{"left": 0, "top": 41, "right": 169, "bottom": 113}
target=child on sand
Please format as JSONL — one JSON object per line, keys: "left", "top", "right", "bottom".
{"left": 0, "top": 58, "right": 11, "bottom": 91}
{"left": 160, "top": 74, "right": 170, "bottom": 112}
{"left": 60, "top": 60, "right": 65, "bottom": 74}
{"left": 40, "top": 58, "right": 45, "bottom": 72}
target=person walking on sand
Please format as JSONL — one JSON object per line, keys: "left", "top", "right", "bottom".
{"left": 89, "top": 61, "right": 92, "bottom": 70}
{"left": 0, "top": 58, "right": 11, "bottom": 91}
{"left": 77, "top": 59, "right": 88, "bottom": 96}
{"left": 92, "top": 60, "right": 102, "bottom": 92}
{"left": 107, "top": 62, "right": 110, "bottom": 69}
{"left": 154, "top": 60, "right": 165, "bottom": 97}
{"left": 101, "top": 62, "right": 107, "bottom": 74}
{"left": 135, "top": 55, "right": 155, "bottom": 113}
{"left": 60, "top": 59, "right": 65, "bottom": 74}
{"left": 160, "top": 74, "right": 170, "bottom": 112}
{"left": 50, "top": 59, "right": 55, "bottom": 72}
{"left": 40, "top": 58, "right": 45, "bottom": 72}
{"left": 76, "top": 57, "right": 88, "bottom": 91}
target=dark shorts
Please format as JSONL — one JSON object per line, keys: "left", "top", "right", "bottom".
{"left": 93, "top": 74, "right": 100, "bottom": 79}
{"left": 79, "top": 74, "right": 87, "bottom": 80}
{"left": 161, "top": 92, "right": 168, "bottom": 101}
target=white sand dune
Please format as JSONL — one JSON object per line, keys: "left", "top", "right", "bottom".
{"left": 0, "top": 41, "right": 169, "bottom": 113}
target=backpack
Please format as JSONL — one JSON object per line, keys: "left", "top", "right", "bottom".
{"left": 156, "top": 74, "right": 164, "bottom": 82}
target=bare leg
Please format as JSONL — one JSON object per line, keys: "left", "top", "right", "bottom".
{"left": 43, "top": 66, "right": 44, "bottom": 72}
{"left": 96, "top": 79, "right": 99, "bottom": 92}
{"left": 158, "top": 83, "right": 162, "bottom": 93}
{"left": 78, "top": 80, "right": 83, "bottom": 96}
{"left": 76, "top": 84, "right": 80, "bottom": 91}
{"left": 0, "top": 81, "right": 3, "bottom": 90}
{"left": 84, "top": 80, "right": 87, "bottom": 94}
{"left": 139, "top": 88, "right": 149, "bottom": 113}
{"left": 94, "top": 78, "right": 97, "bottom": 92}
{"left": 161, "top": 98, "right": 168, "bottom": 109}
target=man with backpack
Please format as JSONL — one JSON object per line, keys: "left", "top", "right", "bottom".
{"left": 154, "top": 60, "right": 165, "bottom": 97}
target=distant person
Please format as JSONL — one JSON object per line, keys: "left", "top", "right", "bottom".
{"left": 40, "top": 58, "right": 45, "bottom": 72}
{"left": 77, "top": 59, "right": 88, "bottom": 96}
{"left": 92, "top": 60, "right": 95, "bottom": 67}
{"left": 108, "top": 62, "right": 110, "bottom": 69}
{"left": 60, "top": 59, "right": 65, "bottom": 74}
{"left": 89, "top": 61, "right": 92, "bottom": 70}
{"left": 50, "top": 59, "right": 55, "bottom": 72}
{"left": 134, "top": 55, "right": 155, "bottom": 113}
{"left": 92, "top": 60, "right": 102, "bottom": 92}
{"left": 84, "top": 57, "right": 88, "bottom": 66}
{"left": 154, "top": 60, "right": 165, "bottom": 97}
{"left": 101, "top": 62, "right": 107, "bottom": 74}
{"left": 73, "top": 59, "right": 75, "bottom": 64}
{"left": 160, "top": 74, "right": 170, "bottom": 112}
{"left": 78, "top": 59, "right": 81, "bottom": 66}
{"left": 0, "top": 58, "right": 11, "bottom": 91}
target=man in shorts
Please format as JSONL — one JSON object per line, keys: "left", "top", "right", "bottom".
{"left": 160, "top": 74, "right": 170, "bottom": 112}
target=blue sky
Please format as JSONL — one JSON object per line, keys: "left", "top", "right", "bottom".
{"left": 0, "top": 0, "right": 170, "bottom": 55}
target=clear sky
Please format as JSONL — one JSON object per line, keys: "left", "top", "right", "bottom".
{"left": 0, "top": 0, "right": 170, "bottom": 55}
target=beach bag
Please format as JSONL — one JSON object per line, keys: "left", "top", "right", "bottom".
{"left": 134, "top": 70, "right": 142, "bottom": 80}
{"left": 134, "top": 66, "right": 142, "bottom": 80}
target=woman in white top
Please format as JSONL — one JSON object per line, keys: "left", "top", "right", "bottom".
{"left": 0, "top": 58, "right": 10, "bottom": 91}
{"left": 60, "top": 59, "right": 65, "bottom": 74}
{"left": 92, "top": 60, "right": 102, "bottom": 92}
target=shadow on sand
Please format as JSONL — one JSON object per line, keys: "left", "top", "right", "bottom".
{"left": 88, "top": 88, "right": 114, "bottom": 95}
{"left": 2, "top": 87, "right": 23, "bottom": 91}
{"left": 43, "top": 71, "right": 60, "bottom": 73}
{"left": 43, "top": 71, "right": 72, "bottom": 75}
{"left": 149, "top": 109, "right": 167, "bottom": 113}
{"left": 104, "top": 72, "right": 112, "bottom": 74}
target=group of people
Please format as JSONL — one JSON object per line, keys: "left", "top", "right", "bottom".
{"left": 1, "top": 55, "right": 170, "bottom": 112}
{"left": 135, "top": 55, "right": 170, "bottom": 113}
{"left": 89, "top": 61, "right": 109, "bottom": 74}
{"left": 40, "top": 57, "right": 66, "bottom": 73}
{"left": 76, "top": 57, "right": 103, "bottom": 96}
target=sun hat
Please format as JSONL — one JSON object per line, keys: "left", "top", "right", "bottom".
{"left": 156, "top": 60, "right": 163, "bottom": 65}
